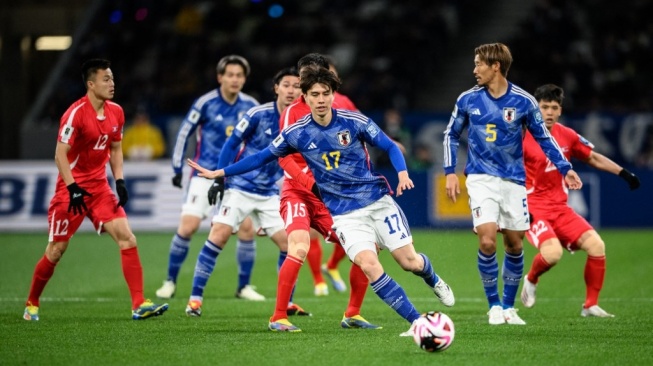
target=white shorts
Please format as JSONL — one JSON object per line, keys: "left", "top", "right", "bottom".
{"left": 465, "top": 174, "right": 530, "bottom": 231}
{"left": 181, "top": 177, "right": 215, "bottom": 219}
{"left": 211, "top": 189, "right": 284, "bottom": 236}
{"left": 331, "top": 195, "right": 413, "bottom": 261}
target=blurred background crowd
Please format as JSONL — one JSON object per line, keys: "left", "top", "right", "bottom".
{"left": 2, "top": 0, "right": 653, "bottom": 168}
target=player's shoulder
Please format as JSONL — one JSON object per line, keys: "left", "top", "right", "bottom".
{"left": 336, "top": 109, "right": 369, "bottom": 125}
{"left": 247, "top": 101, "right": 275, "bottom": 117}
{"left": 238, "top": 91, "right": 260, "bottom": 106}
{"left": 193, "top": 89, "right": 220, "bottom": 109}
{"left": 456, "top": 85, "right": 484, "bottom": 103}
{"left": 106, "top": 100, "right": 124, "bottom": 114}
{"left": 509, "top": 83, "right": 539, "bottom": 107}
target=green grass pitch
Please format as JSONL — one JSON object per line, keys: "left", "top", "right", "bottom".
{"left": 1, "top": 229, "right": 652, "bottom": 365}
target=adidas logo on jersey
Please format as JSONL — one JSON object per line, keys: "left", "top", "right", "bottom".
{"left": 400, "top": 233, "right": 407, "bottom": 239}
{"left": 308, "top": 142, "right": 317, "bottom": 150}
{"left": 265, "top": 128, "right": 272, "bottom": 135}
{"left": 470, "top": 108, "right": 481, "bottom": 115}
{"left": 215, "top": 114, "right": 224, "bottom": 121}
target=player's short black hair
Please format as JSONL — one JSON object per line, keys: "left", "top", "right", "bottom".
{"left": 297, "top": 53, "right": 329, "bottom": 71}
{"left": 299, "top": 65, "right": 341, "bottom": 94}
{"left": 272, "top": 67, "right": 299, "bottom": 94}
{"left": 534, "top": 84, "right": 564, "bottom": 105}
{"left": 217, "top": 55, "right": 250, "bottom": 76}
{"left": 81, "top": 59, "right": 111, "bottom": 84}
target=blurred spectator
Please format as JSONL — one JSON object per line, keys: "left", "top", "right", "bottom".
{"left": 122, "top": 110, "right": 166, "bottom": 160}
{"left": 373, "top": 108, "right": 411, "bottom": 168}
{"left": 409, "top": 142, "right": 435, "bottom": 171}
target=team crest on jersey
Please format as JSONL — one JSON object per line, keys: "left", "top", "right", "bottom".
{"left": 221, "top": 206, "right": 231, "bottom": 216}
{"left": 337, "top": 130, "right": 352, "bottom": 146}
{"left": 473, "top": 207, "right": 482, "bottom": 218}
{"left": 503, "top": 107, "right": 517, "bottom": 123}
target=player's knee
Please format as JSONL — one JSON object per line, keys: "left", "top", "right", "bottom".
{"left": 540, "top": 243, "right": 563, "bottom": 264}
{"left": 478, "top": 237, "right": 497, "bottom": 254}
{"left": 583, "top": 235, "right": 605, "bottom": 257}
{"left": 45, "top": 244, "right": 66, "bottom": 262}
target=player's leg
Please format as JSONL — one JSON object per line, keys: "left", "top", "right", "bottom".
{"left": 186, "top": 189, "right": 246, "bottom": 316}
{"left": 158, "top": 177, "right": 212, "bottom": 299}
{"left": 305, "top": 228, "right": 328, "bottom": 295}
{"left": 312, "top": 208, "right": 376, "bottom": 328}
{"left": 235, "top": 216, "right": 264, "bottom": 301}
{"left": 522, "top": 213, "right": 563, "bottom": 308}
{"left": 576, "top": 230, "right": 613, "bottom": 317}
{"left": 496, "top": 179, "right": 530, "bottom": 325}
{"left": 24, "top": 200, "right": 84, "bottom": 321}
{"left": 466, "top": 174, "right": 504, "bottom": 323}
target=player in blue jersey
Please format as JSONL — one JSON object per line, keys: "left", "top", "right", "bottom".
{"left": 184, "top": 67, "right": 302, "bottom": 316}
{"left": 157, "top": 55, "right": 264, "bottom": 301}
{"left": 188, "top": 65, "right": 455, "bottom": 334}
{"left": 443, "top": 43, "right": 583, "bottom": 325}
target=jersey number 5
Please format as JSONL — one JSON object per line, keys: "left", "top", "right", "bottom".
{"left": 321, "top": 151, "right": 341, "bottom": 170}
{"left": 486, "top": 124, "right": 497, "bottom": 142}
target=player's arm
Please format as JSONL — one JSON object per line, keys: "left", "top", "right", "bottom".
{"left": 110, "top": 140, "right": 129, "bottom": 207}
{"left": 443, "top": 101, "right": 467, "bottom": 202}
{"left": 188, "top": 148, "right": 278, "bottom": 179}
{"left": 170, "top": 103, "right": 202, "bottom": 187}
{"left": 365, "top": 120, "right": 413, "bottom": 196}
{"left": 585, "top": 151, "right": 640, "bottom": 190}
{"left": 54, "top": 141, "right": 75, "bottom": 185}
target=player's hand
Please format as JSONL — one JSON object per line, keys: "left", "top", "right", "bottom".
{"left": 115, "top": 179, "right": 129, "bottom": 208}
{"left": 445, "top": 173, "right": 460, "bottom": 203}
{"left": 172, "top": 173, "right": 183, "bottom": 188}
{"left": 311, "top": 182, "right": 323, "bottom": 201}
{"left": 396, "top": 171, "right": 414, "bottom": 196}
{"left": 619, "top": 168, "right": 640, "bottom": 190}
{"left": 66, "top": 182, "right": 92, "bottom": 215}
{"left": 187, "top": 158, "right": 224, "bottom": 179}
{"left": 208, "top": 177, "right": 225, "bottom": 205}
{"left": 564, "top": 170, "right": 583, "bottom": 190}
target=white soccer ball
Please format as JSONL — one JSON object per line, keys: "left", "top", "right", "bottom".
{"left": 412, "top": 311, "right": 455, "bottom": 352}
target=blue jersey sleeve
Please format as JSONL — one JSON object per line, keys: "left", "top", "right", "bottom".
{"left": 443, "top": 100, "right": 468, "bottom": 175}
{"left": 223, "top": 148, "right": 277, "bottom": 177}
{"left": 171, "top": 101, "right": 203, "bottom": 174}
{"left": 525, "top": 107, "right": 572, "bottom": 176}
{"left": 363, "top": 121, "right": 407, "bottom": 172}
{"left": 217, "top": 135, "right": 242, "bottom": 169}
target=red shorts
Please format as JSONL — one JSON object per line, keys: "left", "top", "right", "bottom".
{"left": 525, "top": 205, "right": 592, "bottom": 251}
{"left": 279, "top": 179, "right": 339, "bottom": 244}
{"left": 48, "top": 187, "right": 126, "bottom": 242}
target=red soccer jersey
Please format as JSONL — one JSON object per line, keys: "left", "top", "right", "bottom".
{"left": 524, "top": 123, "right": 593, "bottom": 208}
{"left": 278, "top": 93, "right": 357, "bottom": 181}
{"left": 56, "top": 95, "right": 125, "bottom": 194}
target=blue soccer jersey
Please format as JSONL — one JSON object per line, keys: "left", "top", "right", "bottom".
{"left": 269, "top": 109, "right": 402, "bottom": 215}
{"left": 443, "top": 83, "right": 571, "bottom": 185}
{"left": 171, "top": 89, "right": 259, "bottom": 175}
{"left": 218, "top": 102, "right": 283, "bottom": 196}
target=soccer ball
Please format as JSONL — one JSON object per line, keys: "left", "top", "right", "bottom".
{"left": 411, "top": 311, "right": 455, "bottom": 352}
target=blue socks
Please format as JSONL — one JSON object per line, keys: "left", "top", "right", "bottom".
{"left": 190, "top": 240, "right": 222, "bottom": 299}
{"left": 415, "top": 253, "right": 440, "bottom": 287}
{"left": 167, "top": 234, "right": 191, "bottom": 282}
{"left": 371, "top": 273, "right": 421, "bottom": 323}
{"left": 502, "top": 251, "right": 524, "bottom": 308}
{"left": 478, "top": 250, "right": 501, "bottom": 308}
{"left": 236, "top": 239, "right": 256, "bottom": 291}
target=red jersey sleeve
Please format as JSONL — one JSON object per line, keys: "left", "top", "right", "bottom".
{"left": 570, "top": 131, "right": 592, "bottom": 161}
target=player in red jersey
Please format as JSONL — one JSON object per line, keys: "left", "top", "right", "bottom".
{"left": 22, "top": 59, "right": 168, "bottom": 321}
{"left": 269, "top": 53, "right": 379, "bottom": 331}
{"left": 520, "top": 84, "right": 640, "bottom": 317}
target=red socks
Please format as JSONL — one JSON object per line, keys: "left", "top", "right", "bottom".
{"left": 527, "top": 253, "right": 553, "bottom": 284}
{"left": 327, "top": 243, "right": 347, "bottom": 270}
{"left": 26, "top": 255, "right": 57, "bottom": 307}
{"left": 272, "top": 255, "right": 303, "bottom": 321}
{"left": 584, "top": 255, "right": 606, "bottom": 308}
{"left": 345, "top": 263, "right": 369, "bottom": 317}
{"left": 306, "top": 238, "right": 324, "bottom": 285}
{"left": 121, "top": 247, "right": 145, "bottom": 309}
